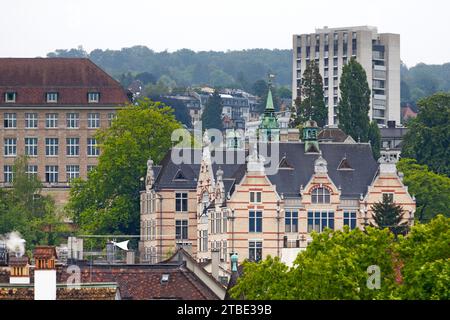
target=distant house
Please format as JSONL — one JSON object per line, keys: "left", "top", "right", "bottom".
{"left": 401, "top": 104, "right": 418, "bottom": 122}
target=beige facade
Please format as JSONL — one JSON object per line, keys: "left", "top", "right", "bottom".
{"left": 0, "top": 58, "right": 129, "bottom": 208}
{"left": 140, "top": 142, "right": 415, "bottom": 276}
{"left": 292, "top": 26, "right": 401, "bottom": 126}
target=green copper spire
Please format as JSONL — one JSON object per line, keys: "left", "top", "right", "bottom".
{"left": 258, "top": 84, "right": 279, "bottom": 142}
{"left": 265, "top": 88, "right": 274, "bottom": 111}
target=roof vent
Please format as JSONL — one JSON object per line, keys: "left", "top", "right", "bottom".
{"left": 161, "top": 274, "right": 170, "bottom": 284}
{"left": 279, "top": 157, "right": 294, "bottom": 169}
{"left": 337, "top": 157, "right": 353, "bottom": 170}
{"left": 173, "top": 169, "right": 187, "bottom": 180}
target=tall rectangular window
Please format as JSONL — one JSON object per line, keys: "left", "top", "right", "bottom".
{"left": 175, "top": 220, "right": 188, "bottom": 240}
{"left": 66, "top": 113, "right": 79, "bottom": 129}
{"left": 25, "top": 113, "right": 38, "bottom": 128}
{"left": 66, "top": 165, "right": 80, "bottom": 182}
{"left": 249, "top": 210, "right": 263, "bottom": 233}
{"left": 88, "top": 113, "right": 100, "bottom": 128}
{"left": 249, "top": 191, "right": 262, "bottom": 203}
{"left": 4, "top": 113, "right": 16, "bottom": 128}
{"left": 45, "top": 138, "right": 59, "bottom": 156}
{"left": 3, "top": 165, "right": 13, "bottom": 183}
{"left": 308, "top": 211, "right": 334, "bottom": 233}
{"left": 66, "top": 138, "right": 80, "bottom": 156}
{"left": 87, "top": 138, "right": 99, "bottom": 156}
{"left": 108, "top": 113, "right": 116, "bottom": 127}
{"left": 175, "top": 192, "right": 188, "bottom": 212}
{"left": 4, "top": 138, "right": 17, "bottom": 156}
{"left": 45, "top": 113, "right": 58, "bottom": 128}
{"left": 25, "top": 138, "right": 38, "bottom": 156}
{"left": 87, "top": 165, "right": 96, "bottom": 173}
{"left": 45, "top": 165, "right": 58, "bottom": 183}
{"left": 285, "top": 210, "right": 299, "bottom": 233}
{"left": 249, "top": 241, "right": 262, "bottom": 262}
{"left": 344, "top": 211, "right": 357, "bottom": 230}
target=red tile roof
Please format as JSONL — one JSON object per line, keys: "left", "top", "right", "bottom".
{"left": 57, "top": 264, "right": 220, "bottom": 300}
{"left": 0, "top": 58, "right": 129, "bottom": 106}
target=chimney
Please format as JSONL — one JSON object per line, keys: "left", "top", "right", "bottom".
{"left": 211, "top": 249, "right": 220, "bottom": 280}
{"left": 33, "top": 246, "right": 57, "bottom": 300}
{"left": 126, "top": 251, "right": 135, "bottom": 264}
{"left": 9, "top": 256, "right": 30, "bottom": 284}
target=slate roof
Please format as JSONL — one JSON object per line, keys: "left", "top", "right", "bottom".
{"left": 153, "top": 142, "right": 379, "bottom": 199}
{"left": 268, "top": 143, "right": 378, "bottom": 198}
{"left": 154, "top": 148, "right": 247, "bottom": 194}
{"left": 0, "top": 58, "right": 130, "bottom": 106}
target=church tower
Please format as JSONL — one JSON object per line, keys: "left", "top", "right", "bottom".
{"left": 258, "top": 77, "right": 280, "bottom": 142}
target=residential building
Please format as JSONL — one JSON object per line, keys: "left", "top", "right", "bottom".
{"left": 0, "top": 58, "right": 130, "bottom": 206}
{"left": 292, "top": 26, "right": 401, "bottom": 126}
{"left": 140, "top": 91, "right": 415, "bottom": 276}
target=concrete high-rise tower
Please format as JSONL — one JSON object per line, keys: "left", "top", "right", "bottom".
{"left": 292, "top": 26, "right": 400, "bottom": 127}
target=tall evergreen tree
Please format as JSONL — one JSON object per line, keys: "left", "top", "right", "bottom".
{"left": 371, "top": 194, "right": 408, "bottom": 236}
{"left": 290, "top": 61, "right": 327, "bottom": 128}
{"left": 201, "top": 89, "right": 223, "bottom": 130}
{"left": 338, "top": 57, "right": 371, "bottom": 141}
{"left": 368, "top": 121, "right": 381, "bottom": 160}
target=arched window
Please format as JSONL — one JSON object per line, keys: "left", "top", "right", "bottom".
{"left": 312, "top": 187, "right": 331, "bottom": 204}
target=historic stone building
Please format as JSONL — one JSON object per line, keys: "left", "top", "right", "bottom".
{"left": 0, "top": 58, "right": 130, "bottom": 206}
{"left": 139, "top": 90, "right": 415, "bottom": 278}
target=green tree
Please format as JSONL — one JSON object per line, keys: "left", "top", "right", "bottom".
{"left": 397, "top": 215, "right": 450, "bottom": 300}
{"left": 201, "top": 89, "right": 223, "bottom": 130}
{"left": 251, "top": 79, "right": 268, "bottom": 97}
{"left": 368, "top": 121, "right": 381, "bottom": 160}
{"left": 229, "top": 256, "right": 292, "bottom": 300}
{"left": 371, "top": 194, "right": 408, "bottom": 236}
{"left": 230, "top": 227, "right": 398, "bottom": 300}
{"left": 338, "top": 57, "right": 371, "bottom": 142}
{"left": 67, "top": 99, "right": 181, "bottom": 236}
{"left": 292, "top": 61, "right": 327, "bottom": 127}
{"left": 397, "top": 158, "right": 450, "bottom": 222}
{"left": 402, "top": 93, "right": 450, "bottom": 176}
{"left": 0, "top": 156, "right": 67, "bottom": 248}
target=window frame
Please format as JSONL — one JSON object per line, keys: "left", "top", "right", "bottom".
{"left": 175, "top": 192, "right": 188, "bottom": 212}
{"left": 311, "top": 187, "right": 331, "bottom": 204}
{"left": 45, "top": 137, "right": 59, "bottom": 156}
{"left": 4, "top": 138, "right": 17, "bottom": 156}
{"left": 249, "top": 210, "right": 263, "bottom": 233}
{"left": 175, "top": 219, "right": 188, "bottom": 240}
{"left": 25, "top": 137, "right": 38, "bottom": 156}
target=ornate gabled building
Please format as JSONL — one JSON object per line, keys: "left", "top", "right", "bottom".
{"left": 140, "top": 90, "right": 416, "bottom": 278}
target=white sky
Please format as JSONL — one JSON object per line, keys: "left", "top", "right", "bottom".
{"left": 1, "top": 0, "right": 448, "bottom": 67}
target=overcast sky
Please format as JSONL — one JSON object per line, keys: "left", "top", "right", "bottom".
{"left": 1, "top": 0, "right": 448, "bottom": 67}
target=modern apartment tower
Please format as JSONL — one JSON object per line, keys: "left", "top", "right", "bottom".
{"left": 292, "top": 26, "right": 400, "bottom": 126}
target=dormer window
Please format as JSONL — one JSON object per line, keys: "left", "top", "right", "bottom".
{"left": 5, "top": 92, "right": 16, "bottom": 103}
{"left": 46, "top": 92, "right": 58, "bottom": 103}
{"left": 88, "top": 92, "right": 100, "bottom": 103}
